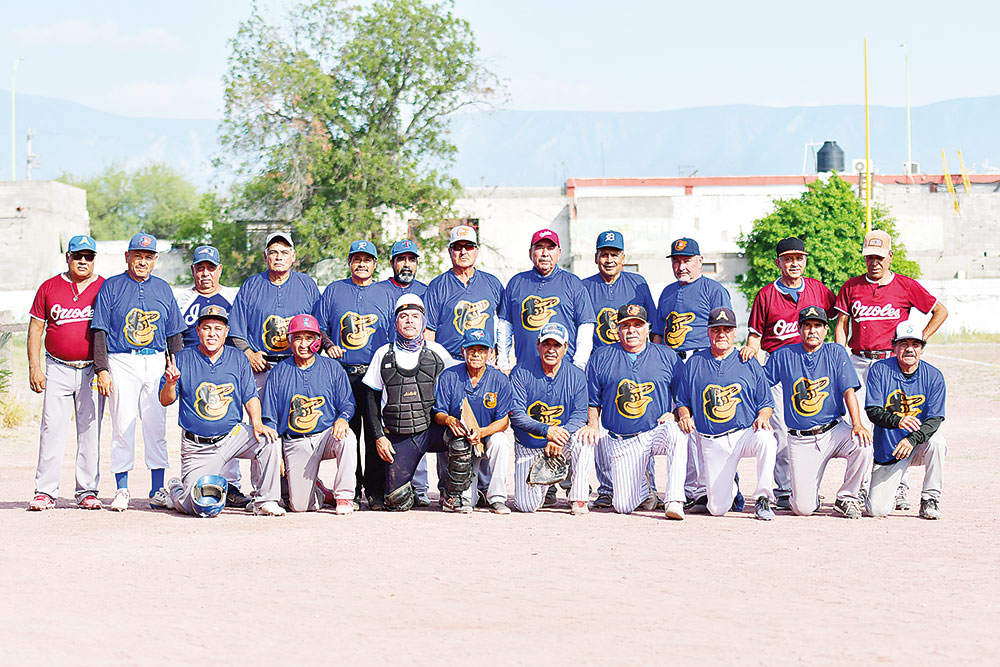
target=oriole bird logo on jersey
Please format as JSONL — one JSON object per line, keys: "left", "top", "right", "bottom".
{"left": 664, "top": 311, "right": 696, "bottom": 348}
{"left": 527, "top": 400, "right": 563, "bottom": 440}
{"left": 596, "top": 307, "right": 619, "bottom": 344}
{"left": 194, "top": 382, "right": 236, "bottom": 421}
{"left": 288, "top": 394, "right": 327, "bottom": 433}
{"left": 483, "top": 392, "right": 498, "bottom": 409}
{"left": 452, "top": 299, "right": 490, "bottom": 334}
{"left": 703, "top": 383, "right": 743, "bottom": 423}
{"left": 520, "top": 295, "right": 560, "bottom": 330}
{"left": 615, "top": 379, "right": 655, "bottom": 418}
{"left": 791, "top": 376, "right": 830, "bottom": 417}
{"left": 262, "top": 315, "right": 292, "bottom": 352}
{"left": 885, "top": 389, "right": 925, "bottom": 418}
{"left": 339, "top": 312, "right": 379, "bottom": 350}
{"left": 123, "top": 308, "right": 160, "bottom": 346}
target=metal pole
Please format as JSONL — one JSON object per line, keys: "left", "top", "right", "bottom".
{"left": 10, "top": 58, "right": 21, "bottom": 181}
{"left": 900, "top": 44, "right": 912, "bottom": 183}
{"left": 864, "top": 39, "right": 871, "bottom": 233}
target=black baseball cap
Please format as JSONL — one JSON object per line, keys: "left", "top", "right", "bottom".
{"left": 776, "top": 237, "right": 808, "bottom": 257}
{"left": 616, "top": 303, "right": 648, "bottom": 324}
{"left": 707, "top": 307, "right": 737, "bottom": 328}
{"left": 798, "top": 305, "right": 828, "bottom": 325}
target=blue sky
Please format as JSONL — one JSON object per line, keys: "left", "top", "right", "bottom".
{"left": 2, "top": 0, "right": 999, "bottom": 119}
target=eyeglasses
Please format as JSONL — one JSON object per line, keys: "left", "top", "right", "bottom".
{"left": 70, "top": 252, "right": 96, "bottom": 261}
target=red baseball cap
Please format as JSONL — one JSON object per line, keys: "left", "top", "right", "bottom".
{"left": 530, "top": 229, "right": 560, "bottom": 247}
{"left": 288, "top": 314, "right": 321, "bottom": 336}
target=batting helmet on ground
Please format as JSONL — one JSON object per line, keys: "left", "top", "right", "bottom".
{"left": 192, "top": 475, "right": 228, "bottom": 518}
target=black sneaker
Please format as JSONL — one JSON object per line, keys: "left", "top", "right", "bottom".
{"left": 731, "top": 473, "right": 745, "bottom": 512}
{"left": 774, "top": 494, "right": 792, "bottom": 511}
{"left": 476, "top": 490, "right": 489, "bottom": 509}
{"left": 367, "top": 496, "right": 386, "bottom": 511}
{"left": 684, "top": 495, "right": 708, "bottom": 513}
{"left": 225, "top": 485, "right": 251, "bottom": 508}
{"left": 413, "top": 494, "right": 431, "bottom": 508}
{"left": 543, "top": 485, "right": 558, "bottom": 507}
{"left": 592, "top": 493, "right": 613, "bottom": 509}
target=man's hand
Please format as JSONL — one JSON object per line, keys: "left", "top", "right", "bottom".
{"left": 245, "top": 349, "right": 269, "bottom": 373}
{"left": 546, "top": 424, "right": 570, "bottom": 447}
{"left": 326, "top": 345, "right": 345, "bottom": 360}
{"left": 656, "top": 411, "right": 676, "bottom": 424}
{"left": 898, "top": 414, "right": 922, "bottom": 432}
{"left": 578, "top": 424, "right": 600, "bottom": 446}
{"left": 467, "top": 427, "right": 481, "bottom": 450}
{"left": 29, "top": 366, "right": 45, "bottom": 393}
{"left": 677, "top": 415, "right": 695, "bottom": 434}
{"left": 332, "top": 417, "right": 349, "bottom": 442}
{"left": 445, "top": 415, "right": 468, "bottom": 437}
{"left": 892, "top": 437, "right": 914, "bottom": 460}
{"left": 852, "top": 423, "right": 873, "bottom": 447}
{"left": 253, "top": 422, "right": 279, "bottom": 444}
{"left": 544, "top": 441, "right": 563, "bottom": 457}
{"left": 752, "top": 413, "right": 774, "bottom": 431}
{"left": 739, "top": 340, "right": 760, "bottom": 363}
{"left": 97, "top": 370, "right": 114, "bottom": 396}
{"left": 163, "top": 354, "right": 181, "bottom": 386}
{"left": 376, "top": 436, "right": 395, "bottom": 463}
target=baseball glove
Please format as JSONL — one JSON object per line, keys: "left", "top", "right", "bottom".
{"left": 527, "top": 453, "right": 568, "bottom": 486}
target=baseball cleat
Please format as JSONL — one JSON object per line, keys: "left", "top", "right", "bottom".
{"left": 77, "top": 494, "right": 103, "bottom": 510}
{"left": 754, "top": 497, "right": 775, "bottom": 521}
{"left": 731, "top": 473, "right": 745, "bottom": 512}
{"left": 253, "top": 500, "right": 286, "bottom": 516}
{"left": 110, "top": 488, "right": 130, "bottom": 512}
{"left": 685, "top": 495, "right": 708, "bottom": 514}
{"left": 919, "top": 498, "right": 942, "bottom": 520}
{"left": 226, "top": 485, "right": 252, "bottom": 509}
{"left": 488, "top": 500, "right": 511, "bottom": 515}
{"left": 895, "top": 488, "right": 912, "bottom": 512}
{"left": 476, "top": 490, "right": 490, "bottom": 509}
{"left": 413, "top": 494, "right": 431, "bottom": 508}
{"left": 592, "top": 493, "right": 613, "bottom": 509}
{"left": 28, "top": 493, "right": 55, "bottom": 511}
{"left": 664, "top": 501, "right": 685, "bottom": 520}
{"left": 315, "top": 479, "right": 336, "bottom": 506}
{"left": 441, "top": 496, "right": 472, "bottom": 514}
{"left": 569, "top": 500, "right": 589, "bottom": 515}
{"left": 335, "top": 499, "right": 355, "bottom": 515}
{"left": 543, "top": 485, "right": 558, "bottom": 507}
{"left": 149, "top": 488, "right": 173, "bottom": 510}
{"left": 833, "top": 498, "right": 862, "bottom": 519}
{"left": 774, "top": 495, "right": 792, "bottom": 511}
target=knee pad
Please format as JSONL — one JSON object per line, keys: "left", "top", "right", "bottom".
{"left": 445, "top": 436, "right": 474, "bottom": 497}
{"left": 384, "top": 482, "right": 415, "bottom": 512}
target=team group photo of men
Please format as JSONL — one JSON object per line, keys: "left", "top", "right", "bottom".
{"left": 25, "top": 222, "right": 948, "bottom": 522}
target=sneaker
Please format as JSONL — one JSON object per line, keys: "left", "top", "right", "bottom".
{"left": 352, "top": 496, "right": 361, "bottom": 512}
{"left": 335, "top": 499, "right": 354, "bottom": 515}
{"left": 315, "top": 479, "right": 336, "bottom": 506}
{"left": 754, "top": 496, "right": 775, "bottom": 521}
{"left": 253, "top": 500, "right": 286, "bottom": 516}
{"left": 895, "top": 487, "right": 912, "bottom": 511}
{"left": 684, "top": 495, "right": 708, "bottom": 514}
{"left": 543, "top": 485, "right": 558, "bottom": 507}
{"left": 592, "top": 493, "right": 613, "bottom": 509}
{"left": 664, "top": 501, "right": 685, "bottom": 520}
{"left": 774, "top": 494, "right": 792, "bottom": 511}
{"left": 77, "top": 494, "right": 102, "bottom": 510}
{"left": 110, "top": 488, "right": 130, "bottom": 512}
{"left": 489, "top": 501, "right": 511, "bottom": 515}
{"left": 476, "top": 490, "right": 489, "bottom": 509}
{"left": 919, "top": 498, "right": 942, "bottom": 520}
{"left": 413, "top": 494, "right": 431, "bottom": 508}
{"left": 833, "top": 498, "right": 862, "bottom": 519}
{"left": 731, "top": 473, "right": 745, "bottom": 512}
{"left": 570, "top": 500, "right": 589, "bottom": 515}
{"left": 640, "top": 472, "right": 659, "bottom": 510}
{"left": 226, "top": 485, "right": 252, "bottom": 508}
{"left": 367, "top": 496, "right": 386, "bottom": 511}
{"left": 149, "top": 488, "right": 174, "bottom": 511}
{"left": 28, "top": 493, "right": 55, "bottom": 511}
{"left": 442, "top": 496, "right": 472, "bottom": 514}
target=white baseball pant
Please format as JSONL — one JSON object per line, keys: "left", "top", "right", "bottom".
{"left": 605, "top": 421, "right": 686, "bottom": 514}
{"left": 866, "top": 434, "right": 946, "bottom": 517}
{"left": 107, "top": 352, "right": 169, "bottom": 474}
{"left": 513, "top": 432, "right": 593, "bottom": 513}
{"left": 679, "top": 354, "right": 706, "bottom": 500}
{"left": 34, "top": 358, "right": 103, "bottom": 500}
{"left": 698, "top": 427, "right": 776, "bottom": 516}
{"left": 787, "top": 420, "right": 873, "bottom": 516}
{"left": 759, "top": 350, "right": 790, "bottom": 498}
{"left": 282, "top": 427, "right": 358, "bottom": 512}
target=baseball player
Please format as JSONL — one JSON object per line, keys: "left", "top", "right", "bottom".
{"left": 313, "top": 240, "right": 392, "bottom": 510}
{"left": 580, "top": 304, "right": 687, "bottom": 518}
{"left": 864, "top": 321, "right": 946, "bottom": 519}
{"left": 739, "top": 237, "right": 837, "bottom": 510}
{"left": 432, "top": 327, "right": 513, "bottom": 514}
{"left": 92, "top": 232, "right": 185, "bottom": 512}
{"left": 260, "top": 314, "right": 358, "bottom": 514}
{"left": 509, "top": 323, "right": 594, "bottom": 515}
{"left": 764, "top": 305, "right": 873, "bottom": 518}
{"left": 364, "top": 294, "right": 456, "bottom": 511}
{"left": 653, "top": 237, "right": 733, "bottom": 511}
{"left": 581, "top": 230, "right": 657, "bottom": 509}
{"left": 833, "top": 229, "right": 948, "bottom": 509}
{"left": 675, "top": 307, "right": 777, "bottom": 520}
{"left": 27, "top": 234, "right": 105, "bottom": 511}
{"left": 157, "top": 305, "right": 285, "bottom": 516}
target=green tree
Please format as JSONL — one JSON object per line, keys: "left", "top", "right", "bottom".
{"left": 736, "top": 173, "right": 921, "bottom": 304}
{"left": 216, "top": 0, "right": 497, "bottom": 278}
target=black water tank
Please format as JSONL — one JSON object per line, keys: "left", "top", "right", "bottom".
{"left": 816, "top": 141, "right": 845, "bottom": 172}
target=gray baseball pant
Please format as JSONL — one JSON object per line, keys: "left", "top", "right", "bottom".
{"left": 787, "top": 421, "right": 873, "bottom": 516}
{"left": 866, "top": 435, "right": 945, "bottom": 517}
{"left": 282, "top": 427, "right": 358, "bottom": 512}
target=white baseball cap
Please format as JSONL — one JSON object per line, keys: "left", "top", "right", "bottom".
{"left": 892, "top": 321, "right": 926, "bottom": 345}
{"left": 448, "top": 225, "right": 478, "bottom": 247}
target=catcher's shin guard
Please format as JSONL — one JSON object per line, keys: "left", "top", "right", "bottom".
{"left": 445, "top": 435, "right": 474, "bottom": 499}
{"left": 384, "top": 482, "right": 415, "bottom": 512}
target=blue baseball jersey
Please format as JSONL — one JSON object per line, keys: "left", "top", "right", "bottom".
{"left": 655, "top": 276, "right": 732, "bottom": 352}
{"left": 765, "top": 343, "right": 861, "bottom": 431}
{"left": 433, "top": 364, "right": 513, "bottom": 428}
{"left": 229, "top": 271, "right": 321, "bottom": 358}
{"left": 501, "top": 267, "right": 596, "bottom": 363}
{"left": 261, "top": 356, "right": 356, "bottom": 437}
{"left": 161, "top": 346, "right": 257, "bottom": 437}
{"left": 587, "top": 343, "right": 682, "bottom": 435}
{"left": 179, "top": 290, "right": 233, "bottom": 348}
{"left": 91, "top": 272, "right": 185, "bottom": 353}
{"left": 582, "top": 271, "right": 657, "bottom": 348}
{"left": 509, "top": 357, "right": 589, "bottom": 448}
{"left": 865, "top": 358, "right": 946, "bottom": 465}
{"left": 424, "top": 268, "right": 505, "bottom": 360}
{"left": 674, "top": 349, "right": 774, "bottom": 435}
{"left": 377, "top": 277, "right": 427, "bottom": 305}
{"left": 313, "top": 278, "right": 393, "bottom": 366}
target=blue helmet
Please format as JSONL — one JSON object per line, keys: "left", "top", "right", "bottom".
{"left": 192, "top": 475, "right": 228, "bottom": 518}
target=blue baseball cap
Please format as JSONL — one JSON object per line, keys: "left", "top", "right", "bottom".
{"left": 128, "top": 232, "right": 157, "bottom": 252}
{"left": 668, "top": 237, "right": 700, "bottom": 257}
{"left": 192, "top": 245, "right": 221, "bottom": 266}
{"left": 537, "top": 322, "right": 569, "bottom": 345}
{"left": 67, "top": 235, "right": 97, "bottom": 253}
{"left": 348, "top": 240, "right": 378, "bottom": 259}
{"left": 461, "top": 327, "right": 494, "bottom": 349}
{"left": 596, "top": 230, "right": 624, "bottom": 250}
{"left": 390, "top": 239, "right": 420, "bottom": 259}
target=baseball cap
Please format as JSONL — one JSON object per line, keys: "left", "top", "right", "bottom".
{"left": 265, "top": 231, "right": 294, "bottom": 249}
{"left": 798, "top": 305, "right": 829, "bottom": 325}
{"left": 196, "top": 305, "right": 229, "bottom": 325}
{"left": 707, "top": 307, "right": 737, "bottom": 328}
{"left": 448, "top": 225, "right": 478, "bottom": 247}
{"left": 461, "top": 327, "right": 494, "bottom": 349}
{"left": 395, "top": 293, "right": 425, "bottom": 314}
{"left": 192, "top": 245, "right": 221, "bottom": 266}
{"left": 616, "top": 303, "right": 648, "bottom": 325}
{"left": 390, "top": 239, "right": 420, "bottom": 259}
{"left": 862, "top": 230, "right": 892, "bottom": 257}
{"left": 348, "top": 240, "right": 378, "bottom": 259}
{"left": 288, "top": 313, "right": 321, "bottom": 336}
{"left": 596, "top": 230, "right": 624, "bottom": 250}
{"left": 537, "top": 322, "right": 569, "bottom": 345}
{"left": 67, "top": 235, "right": 97, "bottom": 253}
{"left": 668, "top": 237, "right": 700, "bottom": 257}
{"left": 530, "top": 229, "right": 560, "bottom": 247}
{"left": 128, "top": 232, "right": 157, "bottom": 252}
{"left": 776, "top": 237, "right": 808, "bottom": 257}
{"left": 892, "top": 321, "right": 926, "bottom": 345}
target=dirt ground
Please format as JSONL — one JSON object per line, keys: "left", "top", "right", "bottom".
{"left": 2, "top": 344, "right": 998, "bottom": 665}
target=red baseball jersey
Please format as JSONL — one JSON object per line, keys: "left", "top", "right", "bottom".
{"left": 748, "top": 278, "right": 837, "bottom": 353}
{"left": 835, "top": 273, "right": 937, "bottom": 352}
{"left": 29, "top": 274, "right": 105, "bottom": 362}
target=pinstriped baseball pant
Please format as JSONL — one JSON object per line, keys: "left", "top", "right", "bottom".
{"left": 513, "top": 432, "right": 594, "bottom": 512}
{"left": 605, "top": 421, "right": 686, "bottom": 514}
{"left": 595, "top": 424, "right": 656, "bottom": 498}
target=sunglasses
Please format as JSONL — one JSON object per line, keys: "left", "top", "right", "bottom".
{"left": 70, "top": 252, "right": 96, "bottom": 261}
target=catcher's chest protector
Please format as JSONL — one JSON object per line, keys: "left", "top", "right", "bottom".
{"left": 380, "top": 347, "right": 444, "bottom": 435}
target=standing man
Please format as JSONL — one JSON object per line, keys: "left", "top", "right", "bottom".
{"left": 157, "top": 305, "right": 285, "bottom": 517}
{"left": 92, "top": 232, "right": 185, "bottom": 512}
{"left": 580, "top": 304, "right": 687, "bottom": 518}
{"left": 581, "top": 230, "right": 657, "bottom": 509}
{"left": 27, "top": 235, "right": 105, "bottom": 511}
{"left": 676, "top": 307, "right": 777, "bottom": 520}
{"left": 740, "top": 237, "right": 837, "bottom": 510}
{"left": 765, "top": 306, "right": 873, "bottom": 518}
{"left": 864, "top": 321, "right": 946, "bottom": 519}
{"left": 313, "top": 239, "right": 392, "bottom": 510}
{"left": 509, "top": 323, "right": 594, "bottom": 515}
{"left": 433, "top": 327, "right": 513, "bottom": 514}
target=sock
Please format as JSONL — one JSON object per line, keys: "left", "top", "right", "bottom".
{"left": 150, "top": 469, "right": 165, "bottom": 497}
{"left": 115, "top": 472, "right": 128, "bottom": 490}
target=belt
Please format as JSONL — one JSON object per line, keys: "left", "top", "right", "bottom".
{"left": 282, "top": 432, "right": 314, "bottom": 443}
{"left": 700, "top": 426, "right": 742, "bottom": 440}
{"left": 608, "top": 431, "right": 641, "bottom": 440}
{"left": 788, "top": 419, "right": 840, "bottom": 437}
{"left": 129, "top": 348, "right": 160, "bottom": 356}
{"left": 263, "top": 354, "right": 287, "bottom": 363}
{"left": 183, "top": 430, "right": 228, "bottom": 445}
{"left": 343, "top": 363, "right": 369, "bottom": 375}
{"left": 677, "top": 348, "right": 700, "bottom": 361}
{"left": 46, "top": 354, "right": 93, "bottom": 370}
{"left": 854, "top": 350, "right": 892, "bottom": 360}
